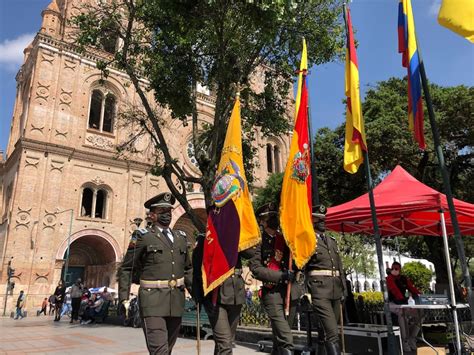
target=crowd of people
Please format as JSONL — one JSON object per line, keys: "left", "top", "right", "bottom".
{"left": 33, "top": 278, "right": 115, "bottom": 325}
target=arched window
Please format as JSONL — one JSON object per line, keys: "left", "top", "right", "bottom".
{"left": 266, "top": 144, "right": 273, "bottom": 173}
{"left": 80, "top": 186, "right": 109, "bottom": 220}
{"left": 81, "top": 188, "right": 94, "bottom": 217}
{"left": 88, "top": 89, "right": 116, "bottom": 133}
{"left": 274, "top": 145, "right": 281, "bottom": 173}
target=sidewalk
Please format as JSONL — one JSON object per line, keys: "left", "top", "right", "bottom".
{"left": 0, "top": 316, "right": 260, "bottom": 354}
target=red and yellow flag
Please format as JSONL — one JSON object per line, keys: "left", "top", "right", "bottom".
{"left": 344, "top": 6, "right": 367, "bottom": 174}
{"left": 279, "top": 39, "right": 315, "bottom": 269}
{"left": 202, "top": 96, "right": 260, "bottom": 295}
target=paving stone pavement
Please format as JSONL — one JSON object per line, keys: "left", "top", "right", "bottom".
{"left": 0, "top": 316, "right": 260, "bottom": 354}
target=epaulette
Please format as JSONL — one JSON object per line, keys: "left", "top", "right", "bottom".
{"left": 136, "top": 228, "right": 148, "bottom": 235}
{"left": 175, "top": 230, "right": 187, "bottom": 238}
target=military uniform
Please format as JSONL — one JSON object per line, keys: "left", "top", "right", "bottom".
{"left": 202, "top": 249, "right": 255, "bottom": 355}
{"left": 306, "top": 205, "right": 346, "bottom": 355}
{"left": 249, "top": 204, "right": 304, "bottom": 355}
{"left": 118, "top": 193, "right": 192, "bottom": 355}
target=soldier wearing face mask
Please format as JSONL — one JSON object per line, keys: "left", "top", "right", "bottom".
{"left": 305, "top": 204, "right": 346, "bottom": 355}
{"left": 118, "top": 192, "right": 193, "bottom": 354}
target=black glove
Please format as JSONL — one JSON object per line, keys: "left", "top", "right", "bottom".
{"left": 281, "top": 270, "right": 296, "bottom": 283}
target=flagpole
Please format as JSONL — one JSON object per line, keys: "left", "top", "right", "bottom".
{"left": 417, "top": 52, "right": 474, "bottom": 323}
{"left": 342, "top": 4, "right": 398, "bottom": 354}
{"left": 307, "top": 78, "right": 320, "bottom": 206}
{"left": 363, "top": 152, "right": 399, "bottom": 355}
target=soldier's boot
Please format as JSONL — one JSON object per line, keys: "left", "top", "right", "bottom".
{"left": 278, "top": 348, "right": 294, "bottom": 355}
{"left": 325, "top": 342, "right": 341, "bottom": 355}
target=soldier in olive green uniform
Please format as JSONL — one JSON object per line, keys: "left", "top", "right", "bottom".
{"left": 249, "top": 203, "right": 305, "bottom": 355}
{"left": 306, "top": 205, "right": 346, "bottom": 355}
{"left": 205, "top": 248, "right": 255, "bottom": 355}
{"left": 118, "top": 192, "right": 193, "bottom": 355}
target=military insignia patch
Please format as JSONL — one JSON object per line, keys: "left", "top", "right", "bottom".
{"left": 211, "top": 159, "right": 245, "bottom": 207}
{"left": 128, "top": 233, "right": 138, "bottom": 249}
{"left": 290, "top": 143, "right": 310, "bottom": 184}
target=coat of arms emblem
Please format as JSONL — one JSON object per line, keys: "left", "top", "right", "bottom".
{"left": 290, "top": 143, "right": 310, "bottom": 184}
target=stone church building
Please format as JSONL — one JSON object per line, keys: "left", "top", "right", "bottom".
{"left": 0, "top": 0, "right": 290, "bottom": 312}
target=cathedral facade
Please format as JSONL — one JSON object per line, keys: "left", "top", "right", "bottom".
{"left": 0, "top": 0, "right": 290, "bottom": 312}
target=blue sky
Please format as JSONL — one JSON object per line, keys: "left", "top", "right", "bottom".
{"left": 1, "top": 0, "right": 473, "bottom": 155}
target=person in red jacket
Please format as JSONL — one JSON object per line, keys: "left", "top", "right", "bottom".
{"left": 386, "top": 261, "right": 421, "bottom": 352}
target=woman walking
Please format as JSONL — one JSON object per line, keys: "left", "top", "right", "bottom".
{"left": 53, "top": 280, "right": 66, "bottom": 321}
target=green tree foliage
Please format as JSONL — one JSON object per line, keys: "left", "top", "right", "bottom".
{"left": 72, "top": 0, "right": 344, "bottom": 232}
{"left": 334, "top": 233, "right": 376, "bottom": 277}
{"left": 253, "top": 172, "right": 284, "bottom": 209}
{"left": 402, "top": 261, "right": 433, "bottom": 293}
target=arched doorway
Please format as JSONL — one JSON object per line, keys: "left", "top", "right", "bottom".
{"left": 56, "top": 230, "right": 120, "bottom": 288}
{"left": 173, "top": 208, "right": 207, "bottom": 246}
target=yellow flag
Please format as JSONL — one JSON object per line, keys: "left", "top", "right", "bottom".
{"left": 438, "top": 0, "right": 474, "bottom": 43}
{"left": 279, "top": 39, "right": 316, "bottom": 269}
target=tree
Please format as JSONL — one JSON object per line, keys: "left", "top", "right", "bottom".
{"left": 402, "top": 261, "right": 433, "bottom": 293}
{"left": 334, "top": 233, "right": 376, "bottom": 278}
{"left": 253, "top": 172, "right": 284, "bottom": 209}
{"left": 72, "top": 0, "right": 344, "bottom": 232}
{"left": 315, "top": 78, "right": 473, "bottom": 285}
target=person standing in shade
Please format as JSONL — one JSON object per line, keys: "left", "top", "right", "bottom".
{"left": 14, "top": 290, "right": 26, "bottom": 319}
{"left": 249, "top": 203, "right": 305, "bottom": 355}
{"left": 118, "top": 192, "right": 192, "bottom": 355}
{"left": 70, "top": 278, "right": 83, "bottom": 323}
{"left": 387, "top": 261, "right": 421, "bottom": 352}
{"left": 306, "top": 205, "right": 346, "bottom": 355}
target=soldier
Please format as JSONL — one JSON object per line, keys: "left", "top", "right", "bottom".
{"left": 118, "top": 192, "right": 193, "bottom": 355}
{"left": 306, "top": 204, "right": 346, "bottom": 355}
{"left": 193, "top": 236, "right": 255, "bottom": 354}
{"left": 249, "top": 203, "right": 304, "bottom": 355}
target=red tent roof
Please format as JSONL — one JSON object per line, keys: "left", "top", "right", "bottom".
{"left": 326, "top": 165, "right": 474, "bottom": 237}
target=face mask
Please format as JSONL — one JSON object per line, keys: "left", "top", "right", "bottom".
{"left": 157, "top": 211, "right": 172, "bottom": 227}
{"left": 267, "top": 216, "right": 279, "bottom": 230}
{"left": 315, "top": 220, "right": 326, "bottom": 232}
{"left": 391, "top": 269, "right": 400, "bottom": 276}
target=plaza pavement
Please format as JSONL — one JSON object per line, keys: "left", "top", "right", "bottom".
{"left": 0, "top": 315, "right": 260, "bottom": 354}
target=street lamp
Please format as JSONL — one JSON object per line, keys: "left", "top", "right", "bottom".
{"left": 55, "top": 209, "right": 74, "bottom": 285}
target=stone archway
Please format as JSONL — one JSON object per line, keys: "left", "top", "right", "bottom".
{"left": 172, "top": 198, "right": 206, "bottom": 246}
{"left": 55, "top": 229, "right": 121, "bottom": 288}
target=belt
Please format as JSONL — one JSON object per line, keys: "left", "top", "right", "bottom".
{"left": 308, "top": 270, "right": 340, "bottom": 277}
{"left": 140, "top": 277, "right": 185, "bottom": 289}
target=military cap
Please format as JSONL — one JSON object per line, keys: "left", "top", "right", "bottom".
{"left": 144, "top": 192, "right": 175, "bottom": 209}
{"left": 312, "top": 204, "right": 327, "bottom": 219}
{"left": 256, "top": 202, "right": 278, "bottom": 218}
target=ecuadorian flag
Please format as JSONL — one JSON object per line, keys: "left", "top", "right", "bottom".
{"left": 344, "top": 6, "right": 367, "bottom": 174}
{"left": 202, "top": 95, "right": 260, "bottom": 296}
{"left": 398, "top": 0, "right": 425, "bottom": 149}
{"left": 279, "top": 39, "right": 316, "bottom": 269}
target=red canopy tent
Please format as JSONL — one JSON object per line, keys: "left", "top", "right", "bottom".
{"left": 326, "top": 165, "right": 474, "bottom": 237}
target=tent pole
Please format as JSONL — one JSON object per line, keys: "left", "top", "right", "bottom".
{"left": 363, "top": 151, "right": 399, "bottom": 355}
{"left": 440, "top": 210, "right": 462, "bottom": 353}
{"left": 418, "top": 50, "right": 473, "bottom": 322}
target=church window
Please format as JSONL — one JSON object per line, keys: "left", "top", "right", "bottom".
{"left": 81, "top": 188, "right": 94, "bottom": 217}
{"left": 80, "top": 186, "right": 109, "bottom": 220}
{"left": 88, "top": 89, "right": 116, "bottom": 133}
{"left": 266, "top": 142, "right": 282, "bottom": 174}
{"left": 266, "top": 144, "right": 273, "bottom": 173}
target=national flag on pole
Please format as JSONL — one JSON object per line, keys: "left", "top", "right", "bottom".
{"left": 344, "top": 6, "right": 367, "bottom": 174}
{"left": 438, "top": 0, "right": 474, "bottom": 43}
{"left": 398, "top": 0, "right": 426, "bottom": 149}
{"left": 202, "top": 95, "right": 260, "bottom": 296}
{"left": 279, "top": 39, "right": 315, "bottom": 269}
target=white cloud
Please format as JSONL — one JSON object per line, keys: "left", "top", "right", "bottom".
{"left": 0, "top": 33, "right": 36, "bottom": 71}
{"left": 429, "top": 0, "right": 441, "bottom": 16}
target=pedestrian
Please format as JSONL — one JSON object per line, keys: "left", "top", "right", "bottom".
{"left": 37, "top": 297, "right": 48, "bottom": 316}
{"left": 118, "top": 192, "right": 192, "bottom": 354}
{"left": 305, "top": 204, "right": 346, "bottom": 355}
{"left": 48, "top": 294, "right": 56, "bottom": 315}
{"left": 14, "top": 290, "right": 26, "bottom": 319}
{"left": 70, "top": 278, "right": 83, "bottom": 323}
{"left": 387, "top": 261, "right": 421, "bottom": 352}
{"left": 53, "top": 280, "right": 66, "bottom": 321}
{"left": 245, "top": 288, "right": 253, "bottom": 305}
{"left": 249, "top": 202, "right": 304, "bottom": 355}
{"left": 61, "top": 292, "right": 72, "bottom": 318}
